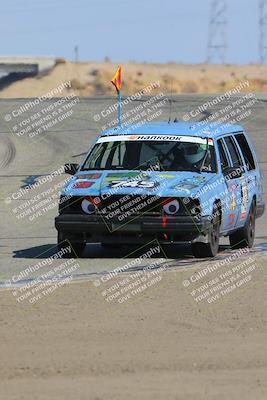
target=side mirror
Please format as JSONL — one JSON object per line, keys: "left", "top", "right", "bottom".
{"left": 64, "top": 163, "right": 78, "bottom": 175}
{"left": 223, "top": 166, "right": 243, "bottom": 180}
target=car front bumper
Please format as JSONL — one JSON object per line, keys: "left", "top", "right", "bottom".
{"left": 55, "top": 213, "right": 211, "bottom": 244}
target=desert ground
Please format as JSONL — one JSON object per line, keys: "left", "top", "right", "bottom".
{"left": 2, "top": 61, "right": 267, "bottom": 98}
{"left": 0, "top": 259, "right": 266, "bottom": 400}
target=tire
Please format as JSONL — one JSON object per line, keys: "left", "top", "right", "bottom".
{"left": 57, "top": 231, "right": 86, "bottom": 257}
{"left": 70, "top": 242, "right": 86, "bottom": 257}
{"left": 191, "top": 205, "right": 220, "bottom": 258}
{"left": 101, "top": 243, "right": 120, "bottom": 249}
{"left": 229, "top": 201, "right": 256, "bottom": 249}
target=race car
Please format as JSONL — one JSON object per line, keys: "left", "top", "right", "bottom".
{"left": 55, "top": 122, "right": 265, "bottom": 258}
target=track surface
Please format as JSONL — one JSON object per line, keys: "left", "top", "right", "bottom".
{"left": 0, "top": 94, "right": 267, "bottom": 284}
{"left": 1, "top": 95, "right": 267, "bottom": 400}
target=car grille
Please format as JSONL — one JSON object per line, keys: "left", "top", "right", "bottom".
{"left": 59, "top": 195, "right": 199, "bottom": 217}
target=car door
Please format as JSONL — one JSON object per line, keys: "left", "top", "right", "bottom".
{"left": 223, "top": 135, "right": 247, "bottom": 229}
{"left": 216, "top": 138, "right": 241, "bottom": 232}
{"left": 233, "top": 132, "right": 258, "bottom": 221}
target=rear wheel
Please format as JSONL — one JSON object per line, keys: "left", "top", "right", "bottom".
{"left": 57, "top": 230, "right": 86, "bottom": 257}
{"left": 191, "top": 205, "right": 220, "bottom": 258}
{"left": 229, "top": 201, "right": 256, "bottom": 249}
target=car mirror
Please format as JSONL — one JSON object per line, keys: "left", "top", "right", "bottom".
{"left": 64, "top": 163, "right": 78, "bottom": 175}
{"left": 223, "top": 166, "right": 243, "bottom": 179}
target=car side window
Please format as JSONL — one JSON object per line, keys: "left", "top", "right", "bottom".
{"left": 224, "top": 136, "right": 243, "bottom": 168}
{"left": 235, "top": 133, "right": 256, "bottom": 171}
{"left": 217, "top": 139, "right": 230, "bottom": 171}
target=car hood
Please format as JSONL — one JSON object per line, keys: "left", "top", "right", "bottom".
{"left": 63, "top": 169, "right": 217, "bottom": 198}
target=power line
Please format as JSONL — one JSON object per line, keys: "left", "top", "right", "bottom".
{"left": 207, "top": 0, "right": 228, "bottom": 64}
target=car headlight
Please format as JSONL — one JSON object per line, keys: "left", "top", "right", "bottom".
{"left": 163, "top": 199, "right": 180, "bottom": 215}
{"left": 81, "top": 197, "right": 96, "bottom": 214}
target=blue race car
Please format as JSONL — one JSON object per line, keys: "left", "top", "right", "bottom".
{"left": 55, "top": 122, "right": 265, "bottom": 258}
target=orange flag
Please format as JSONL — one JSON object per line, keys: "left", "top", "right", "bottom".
{"left": 111, "top": 66, "right": 122, "bottom": 92}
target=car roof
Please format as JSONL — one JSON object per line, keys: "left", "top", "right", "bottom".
{"left": 101, "top": 122, "right": 244, "bottom": 139}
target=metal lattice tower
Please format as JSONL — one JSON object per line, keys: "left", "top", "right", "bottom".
{"left": 259, "top": 0, "right": 267, "bottom": 63}
{"left": 207, "top": 0, "right": 228, "bottom": 63}
{"left": 74, "top": 45, "right": 79, "bottom": 63}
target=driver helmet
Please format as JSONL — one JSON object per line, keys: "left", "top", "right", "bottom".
{"left": 183, "top": 143, "right": 206, "bottom": 164}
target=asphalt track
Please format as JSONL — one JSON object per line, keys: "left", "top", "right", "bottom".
{"left": 0, "top": 94, "right": 267, "bottom": 287}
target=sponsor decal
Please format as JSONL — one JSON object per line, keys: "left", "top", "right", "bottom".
{"left": 172, "top": 176, "right": 206, "bottom": 192}
{"left": 97, "top": 135, "right": 214, "bottom": 145}
{"left": 107, "top": 172, "right": 140, "bottom": 179}
{"left": 241, "top": 180, "right": 249, "bottom": 220}
{"left": 229, "top": 213, "right": 236, "bottom": 225}
{"left": 76, "top": 173, "right": 102, "bottom": 179}
{"left": 173, "top": 183, "right": 199, "bottom": 193}
{"left": 157, "top": 173, "right": 176, "bottom": 179}
{"left": 231, "top": 193, "right": 236, "bottom": 211}
{"left": 228, "top": 183, "right": 237, "bottom": 211}
{"left": 106, "top": 172, "right": 175, "bottom": 180}
{"left": 73, "top": 181, "right": 94, "bottom": 189}
{"left": 108, "top": 180, "right": 159, "bottom": 189}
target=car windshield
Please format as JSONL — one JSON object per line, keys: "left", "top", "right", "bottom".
{"left": 81, "top": 137, "right": 217, "bottom": 172}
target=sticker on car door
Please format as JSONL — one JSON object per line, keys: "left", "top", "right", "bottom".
{"left": 240, "top": 179, "right": 249, "bottom": 220}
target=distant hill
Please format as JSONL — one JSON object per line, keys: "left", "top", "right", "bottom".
{"left": 1, "top": 61, "right": 267, "bottom": 97}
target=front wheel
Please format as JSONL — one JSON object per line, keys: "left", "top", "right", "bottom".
{"left": 57, "top": 231, "right": 86, "bottom": 257}
{"left": 191, "top": 206, "right": 220, "bottom": 258}
{"left": 101, "top": 243, "right": 120, "bottom": 249}
{"left": 229, "top": 201, "right": 256, "bottom": 249}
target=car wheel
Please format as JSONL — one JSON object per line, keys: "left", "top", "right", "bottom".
{"left": 191, "top": 205, "right": 220, "bottom": 258}
{"left": 101, "top": 243, "right": 120, "bottom": 249}
{"left": 57, "top": 231, "right": 86, "bottom": 257}
{"left": 229, "top": 201, "right": 256, "bottom": 249}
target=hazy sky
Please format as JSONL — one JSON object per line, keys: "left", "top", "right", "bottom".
{"left": 0, "top": 0, "right": 259, "bottom": 64}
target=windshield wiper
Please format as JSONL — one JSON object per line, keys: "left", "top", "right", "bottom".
{"left": 81, "top": 166, "right": 128, "bottom": 171}
{"left": 109, "top": 166, "right": 126, "bottom": 170}
{"left": 81, "top": 167, "right": 115, "bottom": 171}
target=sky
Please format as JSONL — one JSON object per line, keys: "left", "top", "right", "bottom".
{"left": 0, "top": 0, "right": 260, "bottom": 64}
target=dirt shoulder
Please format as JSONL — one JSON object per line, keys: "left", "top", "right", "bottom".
{"left": 0, "top": 255, "right": 266, "bottom": 400}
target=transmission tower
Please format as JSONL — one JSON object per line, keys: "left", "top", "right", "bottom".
{"left": 207, "top": 0, "right": 228, "bottom": 64}
{"left": 260, "top": 0, "right": 267, "bottom": 63}
{"left": 74, "top": 45, "right": 79, "bottom": 63}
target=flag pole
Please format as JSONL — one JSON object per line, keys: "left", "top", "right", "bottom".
{"left": 111, "top": 66, "right": 122, "bottom": 127}
{"left": 118, "top": 90, "right": 122, "bottom": 127}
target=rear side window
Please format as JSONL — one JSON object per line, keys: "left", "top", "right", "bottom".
{"left": 224, "top": 136, "right": 243, "bottom": 168}
{"left": 235, "top": 133, "right": 256, "bottom": 171}
{"left": 217, "top": 139, "right": 230, "bottom": 171}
